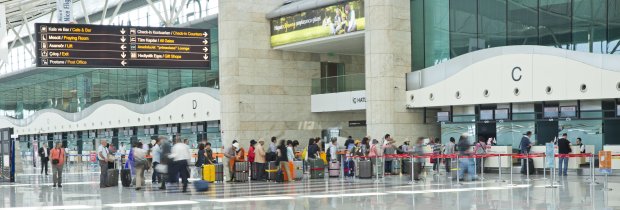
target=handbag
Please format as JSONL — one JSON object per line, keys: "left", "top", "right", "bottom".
{"left": 51, "top": 149, "right": 61, "bottom": 165}
{"left": 108, "top": 154, "right": 116, "bottom": 162}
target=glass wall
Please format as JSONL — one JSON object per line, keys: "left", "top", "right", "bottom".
{"left": 411, "top": 0, "right": 620, "bottom": 70}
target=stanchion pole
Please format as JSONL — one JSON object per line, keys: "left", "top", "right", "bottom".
{"left": 409, "top": 154, "right": 414, "bottom": 184}
{"left": 497, "top": 154, "right": 505, "bottom": 183}
{"left": 543, "top": 154, "right": 547, "bottom": 180}
{"left": 545, "top": 155, "right": 557, "bottom": 188}
{"left": 508, "top": 154, "right": 515, "bottom": 186}
{"left": 455, "top": 154, "right": 462, "bottom": 186}
{"left": 340, "top": 153, "right": 344, "bottom": 182}
{"left": 525, "top": 154, "right": 531, "bottom": 182}
{"left": 374, "top": 156, "right": 379, "bottom": 183}
{"left": 590, "top": 153, "right": 598, "bottom": 186}
{"left": 480, "top": 155, "right": 485, "bottom": 181}
{"left": 602, "top": 173, "right": 612, "bottom": 191}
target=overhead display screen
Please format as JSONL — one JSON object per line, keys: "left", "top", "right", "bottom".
{"left": 35, "top": 23, "right": 210, "bottom": 69}
{"left": 270, "top": 0, "right": 365, "bottom": 47}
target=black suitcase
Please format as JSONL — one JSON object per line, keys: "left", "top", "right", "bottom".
{"left": 357, "top": 160, "right": 372, "bottom": 178}
{"left": 521, "top": 158, "right": 535, "bottom": 175}
{"left": 309, "top": 158, "right": 325, "bottom": 179}
{"left": 344, "top": 160, "right": 355, "bottom": 177}
{"left": 107, "top": 169, "right": 119, "bottom": 187}
{"left": 235, "top": 162, "right": 250, "bottom": 182}
{"left": 215, "top": 164, "right": 224, "bottom": 182}
{"left": 402, "top": 159, "right": 412, "bottom": 175}
{"left": 275, "top": 169, "right": 285, "bottom": 183}
{"left": 121, "top": 169, "right": 131, "bottom": 187}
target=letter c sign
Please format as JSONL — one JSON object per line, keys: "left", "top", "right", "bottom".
{"left": 192, "top": 100, "right": 197, "bottom": 109}
{"left": 512, "top": 67, "right": 522, "bottom": 81}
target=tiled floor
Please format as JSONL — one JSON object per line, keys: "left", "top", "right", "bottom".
{"left": 0, "top": 165, "right": 618, "bottom": 210}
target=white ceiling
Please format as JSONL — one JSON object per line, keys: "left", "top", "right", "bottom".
{"left": 273, "top": 31, "right": 364, "bottom": 56}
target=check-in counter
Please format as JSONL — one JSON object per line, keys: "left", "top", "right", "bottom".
{"left": 530, "top": 145, "right": 593, "bottom": 169}
{"left": 68, "top": 151, "right": 78, "bottom": 162}
{"left": 603, "top": 145, "right": 620, "bottom": 169}
{"left": 483, "top": 146, "right": 515, "bottom": 168}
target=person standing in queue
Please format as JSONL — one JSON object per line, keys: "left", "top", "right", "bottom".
{"left": 224, "top": 141, "right": 239, "bottom": 182}
{"left": 133, "top": 142, "right": 147, "bottom": 191}
{"left": 457, "top": 134, "right": 477, "bottom": 181}
{"left": 576, "top": 138, "right": 585, "bottom": 153}
{"left": 254, "top": 139, "right": 267, "bottom": 181}
{"left": 158, "top": 137, "right": 172, "bottom": 190}
{"left": 38, "top": 143, "right": 50, "bottom": 176}
{"left": 50, "top": 142, "right": 66, "bottom": 188}
{"left": 277, "top": 140, "right": 293, "bottom": 182}
{"left": 151, "top": 138, "right": 162, "bottom": 184}
{"left": 444, "top": 137, "right": 456, "bottom": 174}
{"left": 411, "top": 137, "right": 425, "bottom": 181}
{"left": 195, "top": 143, "right": 207, "bottom": 179}
{"left": 98, "top": 140, "right": 110, "bottom": 188}
{"left": 169, "top": 137, "right": 191, "bottom": 192}
{"left": 557, "top": 133, "right": 572, "bottom": 176}
{"left": 519, "top": 131, "right": 533, "bottom": 174}
{"left": 268, "top": 137, "right": 278, "bottom": 161}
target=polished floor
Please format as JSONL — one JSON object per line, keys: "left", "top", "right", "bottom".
{"left": 0, "top": 164, "right": 618, "bottom": 210}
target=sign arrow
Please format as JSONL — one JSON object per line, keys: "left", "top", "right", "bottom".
{"left": 203, "top": 32, "right": 209, "bottom": 37}
{"left": 121, "top": 60, "right": 127, "bottom": 66}
{"left": 202, "top": 39, "right": 209, "bottom": 45}
{"left": 120, "top": 28, "right": 126, "bottom": 34}
{"left": 203, "top": 54, "right": 209, "bottom": 60}
{"left": 120, "top": 44, "right": 126, "bottom": 50}
{"left": 121, "top": 52, "right": 126, "bottom": 58}
{"left": 120, "top": 36, "right": 126, "bottom": 42}
{"left": 202, "top": 47, "right": 208, "bottom": 52}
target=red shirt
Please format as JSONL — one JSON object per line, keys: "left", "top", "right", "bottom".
{"left": 248, "top": 146, "right": 255, "bottom": 163}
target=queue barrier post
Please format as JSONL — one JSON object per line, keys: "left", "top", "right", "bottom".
{"left": 508, "top": 154, "right": 516, "bottom": 186}
{"left": 479, "top": 155, "right": 486, "bottom": 181}
{"left": 545, "top": 154, "right": 558, "bottom": 188}
{"left": 496, "top": 154, "right": 505, "bottom": 183}
{"left": 454, "top": 154, "right": 462, "bottom": 186}
{"left": 590, "top": 153, "right": 599, "bottom": 186}
{"left": 543, "top": 154, "right": 547, "bottom": 180}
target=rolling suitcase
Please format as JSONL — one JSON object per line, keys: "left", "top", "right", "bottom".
{"left": 402, "top": 159, "right": 412, "bottom": 175}
{"left": 251, "top": 163, "right": 259, "bottom": 180}
{"left": 214, "top": 164, "right": 224, "bottom": 182}
{"left": 107, "top": 169, "right": 119, "bottom": 187}
{"left": 193, "top": 180, "right": 210, "bottom": 192}
{"left": 357, "top": 160, "right": 372, "bottom": 178}
{"left": 293, "top": 161, "right": 303, "bottom": 180}
{"left": 203, "top": 164, "right": 215, "bottom": 182}
{"left": 521, "top": 158, "right": 535, "bottom": 175}
{"left": 266, "top": 161, "right": 278, "bottom": 180}
{"left": 276, "top": 169, "right": 285, "bottom": 183}
{"left": 344, "top": 160, "right": 355, "bottom": 177}
{"left": 309, "top": 158, "right": 325, "bottom": 179}
{"left": 328, "top": 160, "right": 340, "bottom": 177}
{"left": 121, "top": 169, "right": 131, "bottom": 187}
{"left": 235, "top": 162, "right": 250, "bottom": 182}
{"left": 391, "top": 160, "right": 401, "bottom": 175}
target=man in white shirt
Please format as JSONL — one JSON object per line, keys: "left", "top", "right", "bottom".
{"left": 169, "top": 138, "right": 191, "bottom": 192}
{"left": 151, "top": 138, "right": 162, "bottom": 184}
{"left": 97, "top": 140, "right": 110, "bottom": 188}
{"left": 38, "top": 143, "right": 49, "bottom": 175}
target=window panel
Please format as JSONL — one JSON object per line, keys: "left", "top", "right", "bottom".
{"left": 450, "top": 0, "right": 479, "bottom": 58}
{"left": 424, "top": 0, "right": 450, "bottom": 67}
{"left": 507, "top": 0, "right": 539, "bottom": 45}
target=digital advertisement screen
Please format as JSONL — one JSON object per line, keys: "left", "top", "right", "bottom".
{"left": 543, "top": 107, "right": 559, "bottom": 118}
{"left": 35, "top": 23, "right": 211, "bottom": 69}
{"left": 494, "top": 109, "right": 509, "bottom": 120}
{"left": 270, "top": 0, "right": 365, "bottom": 47}
{"left": 437, "top": 112, "right": 450, "bottom": 122}
{"left": 560, "top": 106, "right": 577, "bottom": 118}
{"left": 479, "top": 110, "right": 494, "bottom": 120}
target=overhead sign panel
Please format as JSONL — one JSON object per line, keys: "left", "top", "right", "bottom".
{"left": 270, "top": 0, "right": 365, "bottom": 47}
{"left": 35, "top": 23, "right": 210, "bottom": 69}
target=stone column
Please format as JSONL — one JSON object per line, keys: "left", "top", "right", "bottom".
{"left": 364, "top": 0, "right": 436, "bottom": 141}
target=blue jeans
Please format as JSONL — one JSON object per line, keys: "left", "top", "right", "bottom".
{"left": 558, "top": 157, "right": 569, "bottom": 175}
{"left": 457, "top": 158, "right": 477, "bottom": 180}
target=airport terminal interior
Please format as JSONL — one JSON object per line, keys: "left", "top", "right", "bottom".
{"left": 0, "top": 0, "right": 620, "bottom": 209}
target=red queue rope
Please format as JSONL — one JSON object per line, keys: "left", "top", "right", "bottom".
{"left": 347, "top": 152, "right": 594, "bottom": 160}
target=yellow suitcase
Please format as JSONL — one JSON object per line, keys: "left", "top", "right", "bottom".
{"left": 203, "top": 164, "right": 215, "bottom": 182}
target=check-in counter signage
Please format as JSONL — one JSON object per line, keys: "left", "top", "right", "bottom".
{"left": 270, "top": 0, "right": 365, "bottom": 47}
{"left": 35, "top": 23, "right": 211, "bottom": 69}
